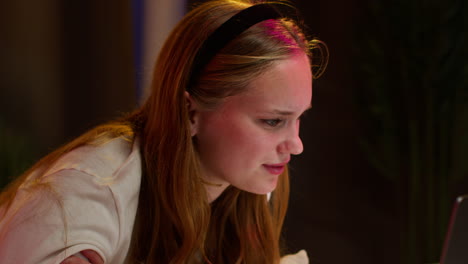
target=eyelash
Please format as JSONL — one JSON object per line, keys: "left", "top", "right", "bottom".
{"left": 261, "top": 113, "right": 305, "bottom": 128}
{"left": 262, "top": 119, "right": 284, "bottom": 127}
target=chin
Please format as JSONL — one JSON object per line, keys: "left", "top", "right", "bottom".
{"left": 246, "top": 184, "right": 277, "bottom": 195}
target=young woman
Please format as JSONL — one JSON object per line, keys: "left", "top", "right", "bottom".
{"left": 0, "top": 0, "right": 327, "bottom": 263}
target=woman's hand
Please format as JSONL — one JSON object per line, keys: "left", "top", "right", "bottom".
{"left": 280, "top": 249, "right": 309, "bottom": 264}
{"left": 60, "top": 250, "right": 104, "bottom": 264}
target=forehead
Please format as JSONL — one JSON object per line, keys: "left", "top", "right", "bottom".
{"left": 231, "top": 53, "right": 313, "bottom": 113}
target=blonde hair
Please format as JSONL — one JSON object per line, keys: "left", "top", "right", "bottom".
{"left": 1, "top": 0, "right": 328, "bottom": 263}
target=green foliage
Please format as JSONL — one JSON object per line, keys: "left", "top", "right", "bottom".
{"left": 354, "top": 0, "right": 468, "bottom": 263}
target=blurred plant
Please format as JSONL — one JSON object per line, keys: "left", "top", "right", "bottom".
{"left": 354, "top": 0, "right": 468, "bottom": 263}
{"left": 0, "top": 119, "right": 34, "bottom": 190}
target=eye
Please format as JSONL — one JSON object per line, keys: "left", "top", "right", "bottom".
{"left": 262, "top": 119, "right": 283, "bottom": 127}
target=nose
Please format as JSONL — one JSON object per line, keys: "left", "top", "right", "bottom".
{"left": 289, "top": 133, "right": 304, "bottom": 155}
{"left": 278, "top": 120, "right": 304, "bottom": 155}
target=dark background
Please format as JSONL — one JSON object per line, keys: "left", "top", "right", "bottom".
{"left": 279, "top": 1, "right": 400, "bottom": 263}
{"left": 1, "top": 1, "right": 467, "bottom": 264}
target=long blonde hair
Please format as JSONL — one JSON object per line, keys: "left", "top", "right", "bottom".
{"left": 1, "top": 0, "right": 327, "bottom": 263}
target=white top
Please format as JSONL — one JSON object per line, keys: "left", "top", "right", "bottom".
{"left": 0, "top": 137, "right": 141, "bottom": 264}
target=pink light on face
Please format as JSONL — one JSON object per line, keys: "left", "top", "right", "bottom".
{"left": 194, "top": 52, "right": 312, "bottom": 201}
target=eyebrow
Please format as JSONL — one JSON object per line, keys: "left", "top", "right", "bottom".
{"left": 268, "top": 104, "right": 312, "bottom": 116}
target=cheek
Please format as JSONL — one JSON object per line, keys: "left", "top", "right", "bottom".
{"left": 226, "top": 124, "right": 275, "bottom": 163}
{"left": 203, "top": 120, "right": 266, "bottom": 162}
{"left": 196, "top": 109, "right": 278, "bottom": 166}
{"left": 196, "top": 114, "right": 244, "bottom": 158}
{"left": 214, "top": 121, "right": 258, "bottom": 154}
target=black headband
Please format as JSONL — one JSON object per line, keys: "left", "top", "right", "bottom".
{"left": 187, "top": 3, "right": 286, "bottom": 90}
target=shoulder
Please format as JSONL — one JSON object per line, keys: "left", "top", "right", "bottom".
{"left": 45, "top": 137, "right": 141, "bottom": 184}
{"left": 45, "top": 137, "right": 143, "bottom": 259}
{"left": 0, "top": 137, "right": 143, "bottom": 263}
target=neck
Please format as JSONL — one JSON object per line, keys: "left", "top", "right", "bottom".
{"left": 204, "top": 182, "right": 229, "bottom": 203}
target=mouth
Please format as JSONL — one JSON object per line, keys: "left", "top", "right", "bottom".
{"left": 263, "top": 164, "right": 285, "bottom": 175}
{"left": 263, "top": 158, "right": 290, "bottom": 175}
{"left": 263, "top": 160, "right": 288, "bottom": 175}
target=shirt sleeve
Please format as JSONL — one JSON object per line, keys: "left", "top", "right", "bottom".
{"left": 0, "top": 168, "right": 120, "bottom": 264}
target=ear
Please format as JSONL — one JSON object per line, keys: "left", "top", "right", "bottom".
{"left": 185, "top": 91, "right": 199, "bottom": 136}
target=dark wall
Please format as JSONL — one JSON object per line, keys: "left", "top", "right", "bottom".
{"left": 1, "top": 1, "right": 64, "bottom": 159}
{"left": 284, "top": 1, "right": 400, "bottom": 263}
{"left": 0, "top": 0, "right": 136, "bottom": 161}
{"left": 61, "top": 1, "right": 137, "bottom": 141}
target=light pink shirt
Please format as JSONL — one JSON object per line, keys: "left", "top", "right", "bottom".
{"left": 0, "top": 137, "right": 141, "bottom": 264}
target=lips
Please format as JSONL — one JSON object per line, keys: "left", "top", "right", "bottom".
{"left": 263, "top": 164, "right": 285, "bottom": 175}
{"left": 263, "top": 158, "right": 290, "bottom": 175}
{"left": 263, "top": 159, "right": 289, "bottom": 175}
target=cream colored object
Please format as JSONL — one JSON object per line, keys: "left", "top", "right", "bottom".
{"left": 280, "top": 250, "right": 309, "bottom": 264}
